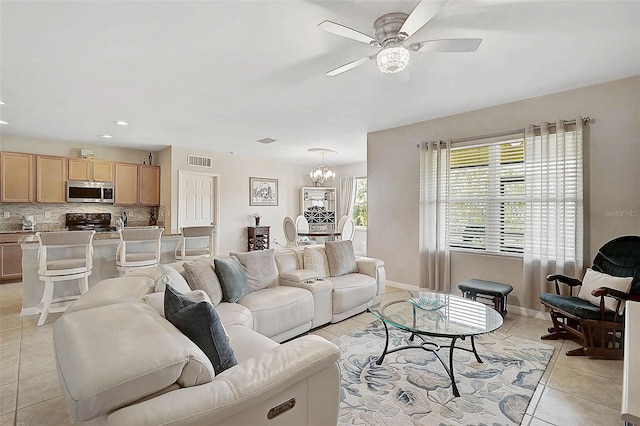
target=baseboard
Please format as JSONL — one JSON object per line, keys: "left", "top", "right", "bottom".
{"left": 21, "top": 306, "right": 39, "bottom": 317}
{"left": 385, "top": 280, "right": 549, "bottom": 320}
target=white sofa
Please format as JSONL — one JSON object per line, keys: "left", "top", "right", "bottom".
{"left": 54, "top": 275, "right": 341, "bottom": 425}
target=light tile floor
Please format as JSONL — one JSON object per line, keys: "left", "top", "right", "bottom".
{"left": 0, "top": 282, "right": 624, "bottom": 425}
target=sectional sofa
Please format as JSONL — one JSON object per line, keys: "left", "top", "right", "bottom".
{"left": 53, "top": 242, "right": 386, "bottom": 425}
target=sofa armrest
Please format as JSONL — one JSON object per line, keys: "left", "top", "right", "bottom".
{"left": 106, "top": 335, "right": 340, "bottom": 426}
{"left": 356, "top": 257, "right": 386, "bottom": 295}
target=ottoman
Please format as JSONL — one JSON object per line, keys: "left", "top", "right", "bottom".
{"left": 458, "top": 278, "right": 513, "bottom": 317}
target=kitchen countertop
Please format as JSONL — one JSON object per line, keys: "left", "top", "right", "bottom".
{"left": 16, "top": 229, "right": 179, "bottom": 244}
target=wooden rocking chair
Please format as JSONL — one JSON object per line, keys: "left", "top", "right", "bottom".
{"left": 540, "top": 235, "right": 640, "bottom": 359}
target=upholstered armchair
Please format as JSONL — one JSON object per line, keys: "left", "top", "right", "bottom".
{"left": 540, "top": 235, "right": 640, "bottom": 359}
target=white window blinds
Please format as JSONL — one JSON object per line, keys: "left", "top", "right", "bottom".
{"left": 448, "top": 138, "right": 525, "bottom": 254}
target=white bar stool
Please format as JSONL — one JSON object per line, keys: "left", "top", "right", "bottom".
{"left": 116, "top": 227, "right": 164, "bottom": 276}
{"left": 175, "top": 225, "right": 215, "bottom": 260}
{"left": 36, "top": 230, "right": 95, "bottom": 326}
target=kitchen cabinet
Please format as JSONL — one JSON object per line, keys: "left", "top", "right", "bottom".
{"left": 0, "top": 234, "right": 22, "bottom": 283}
{"left": 68, "top": 158, "right": 114, "bottom": 182}
{"left": 1, "top": 151, "right": 35, "bottom": 203}
{"left": 36, "top": 155, "right": 67, "bottom": 203}
{"left": 101, "top": 162, "right": 161, "bottom": 206}
{"left": 138, "top": 165, "right": 160, "bottom": 206}
{"left": 114, "top": 162, "right": 139, "bottom": 205}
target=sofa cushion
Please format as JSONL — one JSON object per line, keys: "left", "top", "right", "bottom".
{"left": 238, "top": 286, "right": 314, "bottom": 339}
{"left": 54, "top": 303, "right": 214, "bottom": 422}
{"left": 303, "top": 246, "right": 330, "bottom": 279}
{"left": 154, "top": 264, "right": 192, "bottom": 294}
{"left": 183, "top": 260, "right": 223, "bottom": 305}
{"left": 577, "top": 268, "right": 633, "bottom": 314}
{"left": 231, "top": 249, "right": 279, "bottom": 291}
{"left": 225, "top": 324, "right": 279, "bottom": 363}
{"left": 214, "top": 257, "right": 251, "bottom": 303}
{"left": 216, "top": 302, "right": 254, "bottom": 329}
{"left": 329, "top": 273, "right": 377, "bottom": 314}
{"left": 164, "top": 285, "right": 237, "bottom": 375}
{"left": 325, "top": 240, "right": 358, "bottom": 277}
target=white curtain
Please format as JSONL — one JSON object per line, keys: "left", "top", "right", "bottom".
{"left": 419, "top": 141, "right": 451, "bottom": 291}
{"left": 523, "top": 118, "right": 584, "bottom": 308}
{"left": 339, "top": 177, "right": 356, "bottom": 219}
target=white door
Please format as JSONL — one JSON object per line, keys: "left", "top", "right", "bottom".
{"left": 178, "top": 171, "right": 219, "bottom": 253}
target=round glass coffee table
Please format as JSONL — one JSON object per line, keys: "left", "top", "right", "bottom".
{"left": 368, "top": 291, "right": 504, "bottom": 397}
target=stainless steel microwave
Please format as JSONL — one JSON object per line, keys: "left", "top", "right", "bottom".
{"left": 66, "top": 180, "right": 114, "bottom": 203}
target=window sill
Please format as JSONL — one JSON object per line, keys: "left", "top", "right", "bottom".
{"left": 449, "top": 248, "right": 523, "bottom": 260}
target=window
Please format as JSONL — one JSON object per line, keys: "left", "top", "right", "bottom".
{"left": 353, "top": 177, "right": 367, "bottom": 227}
{"left": 448, "top": 138, "right": 525, "bottom": 254}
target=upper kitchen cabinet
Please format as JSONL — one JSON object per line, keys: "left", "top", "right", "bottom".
{"left": 114, "top": 163, "right": 160, "bottom": 206}
{"left": 114, "top": 162, "right": 139, "bottom": 205}
{"left": 138, "top": 165, "right": 160, "bottom": 206}
{"left": 0, "top": 151, "right": 35, "bottom": 203}
{"left": 36, "top": 155, "right": 67, "bottom": 203}
{"left": 68, "top": 158, "right": 114, "bottom": 182}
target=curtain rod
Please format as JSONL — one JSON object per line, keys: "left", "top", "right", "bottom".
{"left": 417, "top": 117, "right": 591, "bottom": 148}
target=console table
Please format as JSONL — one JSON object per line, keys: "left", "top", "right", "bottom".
{"left": 248, "top": 226, "right": 270, "bottom": 251}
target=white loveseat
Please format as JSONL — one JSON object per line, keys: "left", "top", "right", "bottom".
{"left": 53, "top": 275, "right": 341, "bottom": 425}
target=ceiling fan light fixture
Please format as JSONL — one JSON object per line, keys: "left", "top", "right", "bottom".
{"left": 376, "top": 45, "right": 410, "bottom": 74}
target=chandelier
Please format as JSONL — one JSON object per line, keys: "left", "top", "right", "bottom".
{"left": 308, "top": 148, "right": 336, "bottom": 186}
{"left": 376, "top": 44, "right": 410, "bottom": 74}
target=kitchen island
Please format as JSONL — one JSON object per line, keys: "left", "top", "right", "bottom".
{"left": 20, "top": 231, "right": 181, "bottom": 316}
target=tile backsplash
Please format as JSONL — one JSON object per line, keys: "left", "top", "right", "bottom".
{"left": 0, "top": 204, "right": 166, "bottom": 232}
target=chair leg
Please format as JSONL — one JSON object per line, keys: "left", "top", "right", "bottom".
{"left": 541, "top": 311, "right": 567, "bottom": 340}
{"left": 80, "top": 275, "right": 89, "bottom": 294}
{"left": 38, "top": 280, "right": 54, "bottom": 326}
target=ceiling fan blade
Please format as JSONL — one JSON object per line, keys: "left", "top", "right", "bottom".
{"left": 410, "top": 38, "right": 482, "bottom": 53}
{"left": 325, "top": 56, "right": 373, "bottom": 77}
{"left": 399, "top": 0, "right": 448, "bottom": 40}
{"left": 318, "top": 21, "right": 379, "bottom": 47}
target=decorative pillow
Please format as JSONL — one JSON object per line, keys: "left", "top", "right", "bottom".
{"left": 182, "top": 260, "right": 223, "bottom": 306}
{"left": 144, "top": 289, "right": 212, "bottom": 317}
{"left": 164, "top": 285, "right": 237, "bottom": 375}
{"left": 230, "top": 249, "right": 278, "bottom": 291}
{"left": 154, "top": 265, "right": 192, "bottom": 294}
{"left": 325, "top": 240, "right": 358, "bottom": 277}
{"left": 214, "top": 257, "right": 251, "bottom": 303}
{"left": 577, "top": 268, "right": 633, "bottom": 314}
{"left": 303, "top": 246, "right": 330, "bottom": 279}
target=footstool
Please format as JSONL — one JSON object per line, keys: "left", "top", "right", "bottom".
{"left": 458, "top": 279, "right": 513, "bottom": 318}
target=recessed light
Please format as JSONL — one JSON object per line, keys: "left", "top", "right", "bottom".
{"left": 0, "top": 120, "right": 9, "bottom": 125}
{"left": 101, "top": 134, "right": 113, "bottom": 139}
{"left": 114, "top": 120, "right": 128, "bottom": 126}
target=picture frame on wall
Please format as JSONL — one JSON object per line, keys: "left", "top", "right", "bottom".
{"left": 250, "top": 177, "right": 278, "bottom": 206}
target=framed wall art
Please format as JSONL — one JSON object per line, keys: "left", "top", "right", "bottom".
{"left": 250, "top": 177, "right": 278, "bottom": 206}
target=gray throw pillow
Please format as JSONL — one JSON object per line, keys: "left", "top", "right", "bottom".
{"left": 182, "top": 260, "right": 223, "bottom": 305}
{"left": 164, "top": 285, "right": 237, "bottom": 375}
{"left": 325, "top": 240, "right": 358, "bottom": 277}
{"left": 230, "top": 249, "right": 278, "bottom": 291}
{"left": 214, "top": 257, "right": 251, "bottom": 303}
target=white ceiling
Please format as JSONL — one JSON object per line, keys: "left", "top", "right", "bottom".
{"left": 1, "top": 1, "right": 639, "bottom": 166}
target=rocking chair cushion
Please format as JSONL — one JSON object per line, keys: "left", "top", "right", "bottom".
{"left": 577, "top": 268, "right": 633, "bottom": 314}
{"left": 540, "top": 293, "right": 622, "bottom": 322}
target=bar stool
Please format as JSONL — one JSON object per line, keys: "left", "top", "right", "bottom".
{"left": 175, "top": 225, "right": 215, "bottom": 260}
{"left": 36, "top": 230, "right": 95, "bottom": 326}
{"left": 116, "top": 227, "right": 164, "bottom": 276}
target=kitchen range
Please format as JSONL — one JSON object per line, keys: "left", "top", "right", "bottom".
{"left": 65, "top": 213, "right": 118, "bottom": 232}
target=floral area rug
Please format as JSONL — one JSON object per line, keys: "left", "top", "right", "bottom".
{"left": 332, "top": 321, "right": 554, "bottom": 425}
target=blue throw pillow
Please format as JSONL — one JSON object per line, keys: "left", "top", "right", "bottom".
{"left": 214, "top": 256, "right": 251, "bottom": 303}
{"left": 164, "top": 285, "right": 237, "bottom": 375}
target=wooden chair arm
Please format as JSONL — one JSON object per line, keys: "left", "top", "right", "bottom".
{"left": 591, "top": 286, "right": 630, "bottom": 301}
{"left": 546, "top": 274, "right": 583, "bottom": 295}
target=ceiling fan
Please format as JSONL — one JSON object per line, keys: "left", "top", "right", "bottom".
{"left": 319, "top": 0, "right": 482, "bottom": 77}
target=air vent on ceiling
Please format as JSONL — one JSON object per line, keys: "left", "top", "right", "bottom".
{"left": 257, "top": 137, "right": 276, "bottom": 144}
{"left": 187, "top": 154, "right": 212, "bottom": 168}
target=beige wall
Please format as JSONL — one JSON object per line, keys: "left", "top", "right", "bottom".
{"left": 368, "top": 76, "right": 640, "bottom": 308}
{"left": 168, "top": 146, "right": 311, "bottom": 254}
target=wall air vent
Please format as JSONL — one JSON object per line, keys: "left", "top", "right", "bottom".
{"left": 187, "top": 154, "right": 213, "bottom": 168}
{"left": 257, "top": 138, "right": 276, "bottom": 144}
